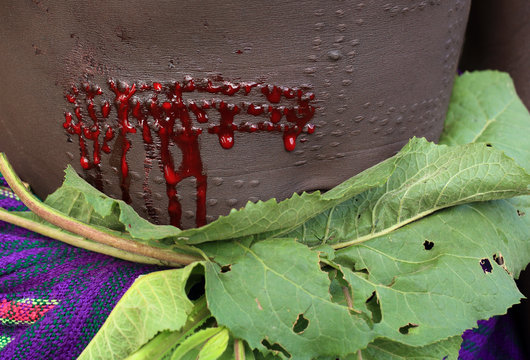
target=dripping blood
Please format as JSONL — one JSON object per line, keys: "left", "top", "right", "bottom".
{"left": 63, "top": 78, "right": 316, "bottom": 228}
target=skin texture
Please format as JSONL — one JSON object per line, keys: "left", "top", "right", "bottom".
{"left": 0, "top": 0, "right": 471, "bottom": 228}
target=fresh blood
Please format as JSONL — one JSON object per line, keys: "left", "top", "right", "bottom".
{"left": 63, "top": 78, "right": 316, "bottom": 228}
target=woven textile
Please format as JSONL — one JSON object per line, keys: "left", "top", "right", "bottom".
{"left": 0, "top": 172, "right": 525, "bottom": 359}
{"left": 0, "top": 175, "right": 161, "bottom": 359}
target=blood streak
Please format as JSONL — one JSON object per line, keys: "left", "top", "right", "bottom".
{"left": 63, "top": 78, "right": 316, "bottom": 228}
{"left": 109, "top": 80, "right": 137, "bottom": 204}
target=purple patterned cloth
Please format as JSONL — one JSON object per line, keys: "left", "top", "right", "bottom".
{"left": 0, "top": 172, "right": 526, "bottom": 359}
{"left": 0, "top": 177, "right": 161, "bottom": 359}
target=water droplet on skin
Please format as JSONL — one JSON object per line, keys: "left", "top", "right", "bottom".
{"left": 308, "top": 55, "right": 318, "bottom": 62}
{"left": 337, "top": 24, "right": 347, "bottom": 32}
{"left": 328, "top": 50, "right": 342, "bottom": 61}
{"left": 212, "top": 177, "right": 224, "bottom": 186}
{"left": 363, "top": 102, "right": 371, "bottom": 109}
{"left": 130, "top": 171, "right": 141, "bottom": 180}
{"left": 234, "top": 180, "right": 244, "bottom": 188}
{"left": 185, "top": 211, "right": 194, "bottom": 219}
{"left": 316, "top": 154, "right": 326, "bottom": 160}
{"left": 354, "top": 116, "right": 364, "bottom": 123}
{"left": 345, "top": 65, "right": 354, "bottom": 73}
{"left": 351, "top": 130, "right": 361, "bottom": 136}
{"left": 66, "top": 152, "right": 74, "bottom": 160}
{"left": 314, "top": 22, "right": 325, "bottom": 30}
{"left": 336, "top": 153, "right": 346, "bottom": 158}
{"left": 154, "top": 193, "right": 163, "bottom": 200}
{"left": 207, "top": 199, "right": 218, "bottom": 206}
{"left": 342, "top": 79, "right": 352, "bottom": 86}
{"left": 379, "top": 118, "right": 389, "bottom": 126}
{"left": 313, "top": 38, "right": 322, "bottom": 46}
{"left": 311, "top": 145, "right": 322, "bottom": 151}
{"left": 350, "top": 39, "right": 360, "bottom": 46}
{"left": 331, "top": 130, "right": 344, "bottom": 136}
{"left": 227, "top": 198, "right": 238, "bottom": 207}
{"left": 249, "top": 180, "right": 260, "bottom": 187}
{"left": 335, "top": 36, "right": 345, "bottom": 43}
{"left": 335, "top": 9, "right": 345, "bottom": 17}
{"left": 356, "top": 19, "right": 364, "bottom": 25}
{"left": 294, "top": 160, "right": 307, "bottom": 166}
{"left": 304, "top": 67, "right": 317, "bottom": 75}
{"left": 330, "top": 142, "right": 340, "bottom": 147}
{"left": 314, "top": 8, "right": 325, "bottom": 16}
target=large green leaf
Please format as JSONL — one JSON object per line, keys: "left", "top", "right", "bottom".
{"left": 204, "top": 198, "right": 527, "bottom": 358}
{"left": 441, "top": 70, "right": 530, "bottom": 171}
{"left": 205, "top": 239, "right": 375, "bottom": 360}
{"left": 334, "top": 201, "right": 525, "bottom": 348}
{"left": 78, "top": 264, "right": 205, "bottom": 360}
{"left": 286, "top": 138, "right": 529, "bottom": 248}
{"left": 177, "top": 157, "right": 397, "bottom": 244}
{"left": 203, "top": 71, "right": 530, "bottom": 359}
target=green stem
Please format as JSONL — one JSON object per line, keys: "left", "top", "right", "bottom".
{"left": 0, "top": 153, "right": 201, "bottom": 266}
{"left": 125, "top": 297, "right": 211, "bottom": 360}
{"left": 0, "top": 208, "right": 165, "bottom": 265}
{"left": 234, "top": 339, "right": 245, "bottom": 360}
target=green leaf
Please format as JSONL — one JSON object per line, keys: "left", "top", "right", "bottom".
{"left": 359, "top": 336, "right": 462, "bottom": 360}
{"left": 170, "top": 327, "right": 227, "bottom": 360}
{"left": 203, "top": 71, "right": 530, "bottom": 359}
{"left": 177, "top": 157, "right": 397, "bottom": 244}
{"left": 197, "top": 327, "right": 230, "bottom": 360}
{"left": 205, "top": 239, "right": 374, "bottom": 360}
{"left": 78, "top": 264, "right": 205, "bottom": 360}
{"left": 44, "top": 166, "right": 183, "bottom": 242}
{"left": 333, "top": 201, "right": 524, "bottom": 348}
{"left": 286, "top": 138, "right": 529, "bottom": 248}
{"left": 441, "top": 71, "right": 530, "bottom": 171}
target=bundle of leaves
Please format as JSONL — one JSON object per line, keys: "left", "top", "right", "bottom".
{"left": 0, "top": 71, "right": 528, "bottom": 359}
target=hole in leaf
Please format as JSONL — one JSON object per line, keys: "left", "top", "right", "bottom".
{"left": 399, "top": 323, "right": 419, "bottom": 334}
{"left": 261, "top": 339, "right": 291, "bottom": 358}
{"left": 185, "top": 275, "right": 205, "bottom": 301}
{"left": 355, "top": 268, "right": 369, "bottom": 275}
{"left": 220, "top": 264, "right": 232, "bottom": 273}
{"left": 423, "top": 240, "right": 434, "bottom": 250}
{"left": 485, "top": 143, "right": 492, "bottom": 147}
{"left": 493, "top": 253, "right": 505, "bottom": 266}
{"left": 517, "top": 209, "right": 525, "bottom": 217}
{"left": 480, "top": 258, "right": 493, "bottom": 273}
{"left": 292, "top": 313, "right": 309, "bottom": 334}
{"left": 366, "top": 291, "right": 382, "bottom": 323}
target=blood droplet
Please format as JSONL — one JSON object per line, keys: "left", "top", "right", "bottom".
{"left": 63, "top": 78, "right": 316, "bottom": 228}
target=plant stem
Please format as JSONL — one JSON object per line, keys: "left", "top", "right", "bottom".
{"left": 0, "top": 208, "right": 166, "bottom": 265}
{"left": 0, "top": 153, "right": 201, "bottom": 266}
{"left": 234, "top": 339, "right": 245, "bottom": 360}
